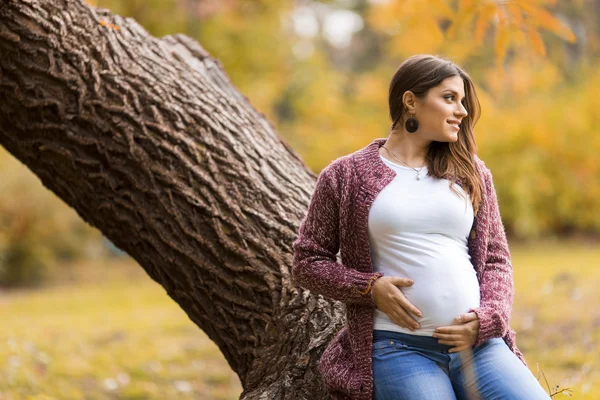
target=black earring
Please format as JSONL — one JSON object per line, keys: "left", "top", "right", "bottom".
{"left": 405, "top": 113, "right": 419, "bottom": 133}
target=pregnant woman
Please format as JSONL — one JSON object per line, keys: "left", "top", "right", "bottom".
{"left": 292, "top": 54, "right": 550, "bottom": 399}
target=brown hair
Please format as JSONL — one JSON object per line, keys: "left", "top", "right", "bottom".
{"left": 388, "top": 54, "right": 484, "bottom": 216}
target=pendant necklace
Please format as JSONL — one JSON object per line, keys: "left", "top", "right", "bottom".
{"left": 381, "top": 145, "right": 425, "bottom": 181}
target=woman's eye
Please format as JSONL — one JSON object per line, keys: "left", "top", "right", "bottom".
{"left": 445, "top": 95, "right": 466, "bottom": 106}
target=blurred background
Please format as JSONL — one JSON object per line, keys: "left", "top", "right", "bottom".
{"left": 1, "top": 0, "right": 598, "bottom": 398}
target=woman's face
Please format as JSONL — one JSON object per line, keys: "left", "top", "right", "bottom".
{"left": 409, "top": 75, "right": 469, "bottom": 143}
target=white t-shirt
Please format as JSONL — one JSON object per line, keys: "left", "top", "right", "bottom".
{"left": 369, "top": 155, "right": 480, "bottom": 336}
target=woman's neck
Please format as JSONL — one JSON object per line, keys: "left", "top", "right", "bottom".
{"left": 380, "top": 135, "right": 428, "bottom": 168}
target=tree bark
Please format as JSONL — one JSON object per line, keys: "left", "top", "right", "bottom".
{"left": 0, "top": 0, "right": 345, "bottom": 398}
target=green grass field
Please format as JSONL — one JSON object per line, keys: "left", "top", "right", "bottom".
{"left": 0, "top": 238, "right": 598, "bottom": 399}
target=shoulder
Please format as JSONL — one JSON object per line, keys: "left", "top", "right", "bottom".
{"left": 313, "top": 153, "right": 359, "bottom": 206}
{"left": 318, "top": 152, "right": 354, "bottom": 182}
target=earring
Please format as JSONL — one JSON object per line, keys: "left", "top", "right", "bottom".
{"left": 405, "top": 113, "right": 419, "bottom": 133}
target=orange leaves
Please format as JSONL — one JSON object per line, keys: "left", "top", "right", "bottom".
{"left": 506, "top": 3, "right": 524, "bottom": 29}
{"left": 474, "top": 3, "right": 497, "bottom": 44}
{"left": 366, "top": 0, "right": 452, "bottom": 54}
{"left": 494, "top": 21, "right": 509, "bottom": 68}
{"left": 446, "top": 1, "right": 479, "bottom": 41}
{"left": 510, "top": 0, "right": 576, "bottom": 59}
{"left": 367, "top": 0, "right": 576, "bottom": 67}
{"left": 515, "top": 0, "right": 576, "bottom": 43}
{"left": 448, "top": 0, "right": 577, "bottom": 67}
{"left": 391, "top": 19, "right": 446, "bottom": 55}
{"left": 527, "top": 27, "right": 546, "bottom": 56}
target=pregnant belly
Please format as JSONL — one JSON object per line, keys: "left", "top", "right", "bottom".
{"left": 377, "top": 266, "right": 481, "bottom": 334}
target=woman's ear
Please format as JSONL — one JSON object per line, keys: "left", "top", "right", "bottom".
{"left": 402, "top": 90, "right": 417, "bottom": 114}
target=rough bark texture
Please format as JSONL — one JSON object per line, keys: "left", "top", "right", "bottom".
{"left": 0, "top": 0, "right": 344, "bottom": 398}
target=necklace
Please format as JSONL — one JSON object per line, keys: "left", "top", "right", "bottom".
{"left": 381, "top": 145, "right": 426, "bottom": 181}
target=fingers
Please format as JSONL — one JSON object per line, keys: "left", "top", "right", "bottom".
{"left": 392, "top": 294, "right": 421, "bottom": 327}
{"left": 435, "top": 334, "right": 469, "bottom": 346}
{"left": 433, "top": 333, "right": 462, "bottom": 341}
{"left": 379, "top": 277, "right": 423, "bottom": 330}
{"left": 464, "top": 312, "right": 478, "bottom": 321}
{"left": 440, "top": 340, "right": 468, "bottom": 347}
{"left": 433, "top": 330, "right": 476, "bottom": 348}
{"left": 454, "top": 312, "right": 478, "bottom": 323}
{"left": 435, "top": 321, "right": 476, "bottom": 334}
{"left": 390, "top": 284, "right": 422, "bottom": 317}
{"left": 390, "top": 308, "right": 420, "bottom": 331}
{"left": 391, "top": 277, "right": 415, "bottom": 287}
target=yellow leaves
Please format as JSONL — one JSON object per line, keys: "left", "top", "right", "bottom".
{"left": 372, "top": 0, "right": 578, "bottom": 68}
{"left": 459, "top": 0, "right": 577, "bottom": 67}
{"left": 483, "top": 57, "right": 560, "bottom": 98}
{"left": 495, "top": 25, "right": 509, "bottom": 70}
{"left": 483, "top": 67, "right": 505, "bottom": 95}
{"left": 354, "top": 74, "right": 387, "bottom": 105}
{"left": 507, "top": 3, "right": 524, "bottom": 29}
{"left": 426, "top": 0, "right": 455, "bottom": 19}
{"left": 515, "top": 0, "right": 576, "bottom": 43}
{"left": 474, "top": 3, "right": 497, "bottom": 44}
{"left": 391, "top": 18, "right": 445, "bottom": 55}
{"left": 498, "top": 0, "right": 578, "bottom": 59}
{"left": 475, "top": 67, "right": 600, "bottom": 235}
{"left": 365, "top": 1, "right": 403, "bottom": 34}
{"left": 459, "top": 0, "right": 476, "bottom": 9}
{"left": 527, "top": 27, "right": 546, "bottom": 56}
{"left": 366, "top": 0, "right": 452, "bottom": 39}
{"left": 446, "top": 1, "right": 479, "bottom": 41}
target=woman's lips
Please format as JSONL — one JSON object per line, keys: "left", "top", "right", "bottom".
{"left": 448, "top": 122, "right": 460, "bottom": 131}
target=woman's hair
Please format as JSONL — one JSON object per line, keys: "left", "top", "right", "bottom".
{"left": 388, "top": 54, "right": 484, "bottom": 216}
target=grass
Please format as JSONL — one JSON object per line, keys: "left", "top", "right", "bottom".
{"left": 0, "top": 259, "right": 242, "bottom": 399}
{"left": 509, "top": 237, "right": 600, "bottom": 398}
{"left": 0, "top": 238, "right": 598, "bottom": 399}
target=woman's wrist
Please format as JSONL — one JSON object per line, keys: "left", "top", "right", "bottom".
{"left": 370, "top": 273, "right": 383, "bottom": 301}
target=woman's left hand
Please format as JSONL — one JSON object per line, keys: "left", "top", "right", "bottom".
{"left": 433, "top": 312, "right": 480, "bottom": 353}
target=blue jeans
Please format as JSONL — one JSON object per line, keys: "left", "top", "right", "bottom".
{"left": 372, "top": 330, "right": 550, "bottom": 400}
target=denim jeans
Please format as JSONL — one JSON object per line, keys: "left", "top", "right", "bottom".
{"left": 372, "top": 330, "right": 550, "bottom": 400}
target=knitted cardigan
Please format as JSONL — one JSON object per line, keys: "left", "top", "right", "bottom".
{"left": 292, "top": 137, "right": 526, "bottom": 400}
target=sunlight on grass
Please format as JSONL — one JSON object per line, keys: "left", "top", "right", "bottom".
{"left": 510, "top": 238, "right": 600, "bottom": 398}
{"left": 0, "top": 269, "right": 242, "bottom": 399}
{"left": 0, "top": 239, "right": 598, "bottom": 398}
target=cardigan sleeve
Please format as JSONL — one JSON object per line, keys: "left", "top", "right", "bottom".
{"left": 292, "top": 163, "right": 383, "bottom": 307}
{"left": 469, "top": 167, "right": 514, "bottom": 347}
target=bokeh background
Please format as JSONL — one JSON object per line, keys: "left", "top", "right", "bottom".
{"left": 1, "top": 0, "right": 599, "bottom": 398}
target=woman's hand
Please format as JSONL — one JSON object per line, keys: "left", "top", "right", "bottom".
{"left": 372, "top": 276, "right": 422, "bottom": 331}
{"left": 433, "top": 312, "right": 480, "bottom": 352}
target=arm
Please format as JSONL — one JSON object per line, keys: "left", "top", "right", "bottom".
{"left": 468, "top": 167, "right": 514, "bottom": 346}
{"left": 292, "top": 163, "right": 383, "bottom": 307}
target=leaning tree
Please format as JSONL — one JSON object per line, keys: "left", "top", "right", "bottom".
{"left": 0, "top": 0, "right": 343, "bottom": 398}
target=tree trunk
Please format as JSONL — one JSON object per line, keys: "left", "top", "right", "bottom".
{"left": 0, "top": 0, "right": 345, "bottom": 398}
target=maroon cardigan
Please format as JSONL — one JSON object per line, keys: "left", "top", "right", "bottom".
{"left": 292, "top": 137, "right": 526, "bottom": 400}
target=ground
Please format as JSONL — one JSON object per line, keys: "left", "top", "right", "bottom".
{"left": 0, "top": 238, "right": 597, "bottom": 399}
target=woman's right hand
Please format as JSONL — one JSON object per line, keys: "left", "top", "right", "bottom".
{"left": 372, "top": 276, "right": 422, "bottom": 331}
